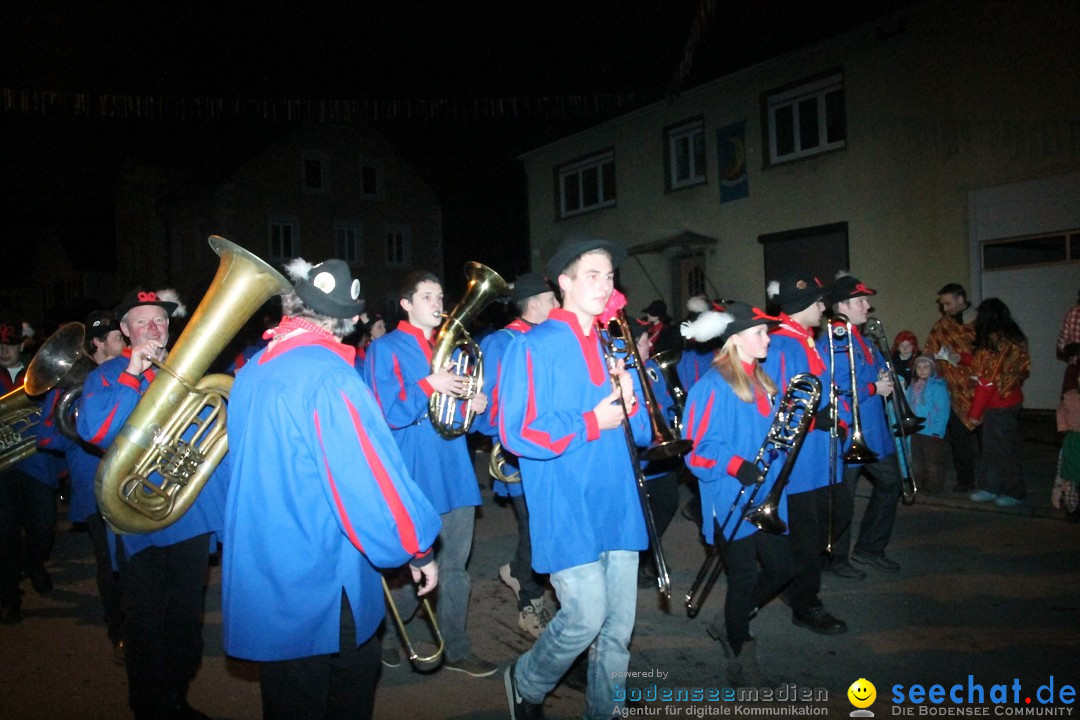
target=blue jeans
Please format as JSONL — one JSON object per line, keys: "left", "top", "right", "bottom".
{"left": 515, "top": 550, "right": 638, "bottom": 720}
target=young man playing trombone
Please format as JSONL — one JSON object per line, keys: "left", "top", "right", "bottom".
{"left": 818, "top": 275, "right": 903, "bottom": 577}
{"left": 498, "top": 237, "right": 650, "bottom": 720}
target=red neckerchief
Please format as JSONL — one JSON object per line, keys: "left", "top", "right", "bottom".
{"left": 263, "top": 316, "right": 338, "bottom": 343}
{"left": 742, "top": 360, "right": 772, "bottom": 417}
{"left": 261, "top": 329, "right": 354, "bottom": 365}
{"left": 506, "top": 318, "right": 533, "bottom": 333}
{"left": 396, "top": 320, "right": 435, "bottom": 364}
{"left": 851, "top": 326, "right": 875, "bottom": 364}
{"left": 549, "top": 307, "right": 607, "bottom": 386}
{"left": 775, "top": 314, "right": 825, "bottom": 375}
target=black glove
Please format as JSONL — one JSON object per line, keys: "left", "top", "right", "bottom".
{"left": 734, "top": 460, "right": 760, "bottom": 486}
{"left": 813, "top": 408, "right": 834, "bottom": 432}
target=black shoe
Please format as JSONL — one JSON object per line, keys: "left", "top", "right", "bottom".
{"left": 0, "top": 600, "right": 22, "bottom": 625}
{"left": 29, "top": 568, "right": 53, "bottom": 595}
{"left": 170, "top": 693, "right": 211, "bottom": 720}
{"left": 823, "top": 561, "right": 866, "bottom": 580}
{"left": 792, "top": 607, "right": 848, "bottom": 635}
{"left": 851, "top": 551, "right": 900, "bottom": 572}
{"left": 637, "top": 563, "right": 658, "bottom": 589}
{"left": 505, "top": 660, "right": 546, "bottom": 720}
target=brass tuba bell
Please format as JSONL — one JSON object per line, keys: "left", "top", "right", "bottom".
{"left": 95, "top": 237, "right": 291, "bottom": 534}
{"left": 427, "top": 262, "right": 509, "bottom": 438}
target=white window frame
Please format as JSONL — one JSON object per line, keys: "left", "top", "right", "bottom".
{"left": 268, "top": 216, "right": 300, "bottom": 260}
{"left": 557, "top": 150, "right": 616, "bottom": 218}
{"left": 385, "top": 225, "right": 410, "bottom": 268}
{"left": 666, "top": 118, "right": 706, "bottom": 190}
{"left": 766, "top": 72, "right": 845, "bottom": 165}
{"left": 335, "top": 222, "right": 364, "bottom": 266}
{"left": 360, "top": 160, "right": 385, "bottom": 200}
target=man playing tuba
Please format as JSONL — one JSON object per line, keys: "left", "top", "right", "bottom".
{"left": 76, "top": 288, "right": 226, "bottom": 720}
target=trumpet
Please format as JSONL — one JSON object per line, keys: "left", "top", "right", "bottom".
{"left": 864, "top": 317, "right": 924, "bottom": 504}
{"left": 685, "top": 373, "right": 821, "bottom": 618}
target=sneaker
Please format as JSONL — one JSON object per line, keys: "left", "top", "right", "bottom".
{"left": 505, "top": 660, "right": 546, "bottom": 719}
{"left": 445, "top": 652, "right": 498, "bottom": 678}
{"left": 381, "top": 644, "right": 402, "bottom": 668}
{"left": 823, "top": 561, "right": 866, "bottom": 580}
{"left": 499, "top": 563, "right": 521, "bottom": 600}
{"left": 994, "top": 495, "right": 1023, "bottom": 508}
{"left": 969, "top": 490, "right": 998, "bottom": 502}
{"left": 851, "top": 551, "right": 901, "bottom": 573}
{"left": 518, "top": 598, "right": 548, "bottom": 639}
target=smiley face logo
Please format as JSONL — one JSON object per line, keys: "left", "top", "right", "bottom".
{"left": 848, "top": 678, "right": 876, "bottom": 708}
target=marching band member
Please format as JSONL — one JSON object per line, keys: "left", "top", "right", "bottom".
{"left": 223, "top": 258, "right": 440, "bottom": 719}
{"left": 499, "top": 238, "right": 650, "bottom": 720}
{"left": 77, "top": 288, "right": 227, "bottom": 720}
{"left": 817, "top": 275, "right": 903, "bottom": 578}
{"left": 763, "top": 271, "right": 847, "bottom": 635}
{"left": 681, "top": 302, "right": 794, "bottom": 686}
{"left": 476, "top": 272, "right": 559, "bottom": 638}
{"left": 363, "top": 271, "right": 497, "bottom": 678}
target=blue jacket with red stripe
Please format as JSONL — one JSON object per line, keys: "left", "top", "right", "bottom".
{"left": 762, "top": 317, "right": 838, "bottom": 495}
{"left": 363, "top": 321, "right": 480, "bottom": 514}
{"left": 682, "top": 364, "right": 787, "bottom": 544}
{"left": 223, "top": 333, "right": 440, "bottom": 661}
{"left": 497, "top": 308, "right": 650, "bottom": 574}
{"left": 36, "top": 388, "right": 102, "bottom": 521}
{"left": 476, "top": 319, "right": 532, "bottom": 498}
{"left": 76, "top": 348, "right": 228, "bottom": 557}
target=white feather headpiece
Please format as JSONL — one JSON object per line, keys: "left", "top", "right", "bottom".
{"left": 835, "top": 270, "right": 851, "bottom": 279}
{"left": 284, "top": 257, "right": 314, "bottom": 284}
{"left": 686, "top": 295, "right": 708, "bottom": 313}
{"left": 154, "top": 289, "right": 187, "bottom": 319}
{"left": 766, "top": 280, "right": 780, "bottom": 299}
{"left": 680, "top": 310, "right": 733, "bottom": 342}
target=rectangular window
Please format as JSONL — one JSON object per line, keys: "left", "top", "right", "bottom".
{"left": 385, "top": 226, "right": 410, "bottom": 267}
{"left": 982, "top": 231, "right": 1079, "bottom": 270}
{"left": 765, "top": 71, "right": 845, "bottom": 165}
{"left": 665, "top": 118, "right": 707, "bottom": 191}
{"left": 557, "top": 150, "right": 616, "bottom": 218}
{"left": 335, "top": 223, "right": 364, "bottom": 265}
{"left": 302, "top": 156, "right": 325, "bottom": 193}
{"left": 269, "top": 218, "right": 299, "bottom": 260}
{"left": 360, "top": 161, "right": 385, "bottom": 200}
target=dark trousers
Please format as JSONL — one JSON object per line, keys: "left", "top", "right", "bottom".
{"left": 86, "top": 512, "right": 124, "bottom": 642}
{"left": 720, "top": 527, "right": 794, "bottom": 655}
{"left": 976, "top": 405, "right": 1025, "bottom": 499}
{"left": 783, "top": 485, "right": 830, "bottom": 614}
{"left": 119, "top": 533, "right": 211, "bottom": 719}
{"left": 911, "top": 434, "right": 950, "bottom": 495}
{"left": 640, "top": 471, "right": 680, "bottom": 573}
{"left": 0, "top": 469, "right": 56, "bottom": 604}
{"left": 832, "top": 457, "right": 902, "bottom": 561}
{"left": 260, "top": 591, "right": 381, "bottom": 720}
{"left": 945, "top": 410, "right": 978, "bottom": 489}
{"left": 508, "top": 493, "right": 546, "bottom": 608}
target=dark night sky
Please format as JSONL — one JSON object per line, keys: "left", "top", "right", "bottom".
{"left": 0, "top": 1, "right": 915, "bottom": 292}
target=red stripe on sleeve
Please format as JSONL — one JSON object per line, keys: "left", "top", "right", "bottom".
{"left": 90, "top": 405, "right": 120, "bottom": 446}
{"left": 686, "top": 393, "right": 717, "bottom": 469}
{"left": 393, "top": 355, "right": 408, "bottom": 401}
{"left": 341, "top": 392, "right": 421, "bottom": 554}
{"left": 313, "top": 410, "right": 366, "bottom": 554}
{"left": 520, "top": 350, "right": 573, "bottom": 454}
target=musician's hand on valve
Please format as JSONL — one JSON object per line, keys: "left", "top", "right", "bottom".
{"left": 427, "top": 368, "right": 465, "bottom": 397}
{"left": 411, "top": 560, "right": 439, "bottom": 596}
{"left": 469, "top": 391, "right": 488, "bottom": 414}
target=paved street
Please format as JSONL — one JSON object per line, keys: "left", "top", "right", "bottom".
{"left": 1, "top": 413, "right": 1077, "bottom": 719}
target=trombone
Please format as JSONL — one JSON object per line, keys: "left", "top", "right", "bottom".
{"left": 685, "top": 374, "right": 821, "bottom": 617}
{"left": 827, "top": 314, "right": 879, "bottom": 465}
{"left": 382, "top": 576, "right": 444, "bottom": 672}
{"left": 864, "top": 317, "right": 924, "bottom": 504}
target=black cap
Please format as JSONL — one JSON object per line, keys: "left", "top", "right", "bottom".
{"left": 827, "top": 275, "right": 877, "bottom": 305}
{"left": 86, "top": 310, "right": 121, "bottom": 341}
{"left": 544, "top": 237, "right": 627, "bottom": 281}
{"left": 0, "top": 313, "right": 20, "bottom": 346}
{"left": 769, "top": 270, "right": 825, "bottom": 314}
{"left": 114, "top": 288, "right": 180, "bottom": 320}
{"left": 719, "top": 302, "right": 781, "bottom": 342}
{"left": 294, "top": 259, "right": 366, "bottom": 319}
{"left": 510, "top": 273, "right": 554, "bottom": 304}
{"left": 642, "top": 300, "right": 668, "bottom": 318}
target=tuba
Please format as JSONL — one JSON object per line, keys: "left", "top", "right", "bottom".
{"left": 25, "top": 322, "right": 97, "bottom": 442}
{"left": 428, "top": 262, "right": 509, "bottom": 438}
{"left": 0, "top": 386, "right": 41, "bottom": 472}
{"left": 96, "top": 236, "right": 291, "bottom": 534}
{"left": 685, "top": 373, "right": 821, "bottom": 618}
